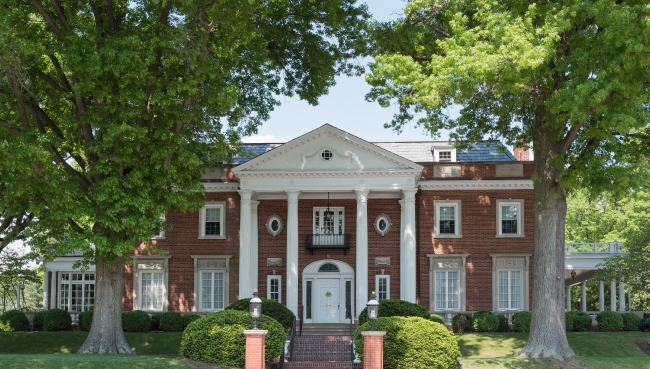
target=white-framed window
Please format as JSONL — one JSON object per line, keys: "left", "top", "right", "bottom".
{"left": 490, "top": 254, "right": 530, "bottom": 312}
{"left": 141, "top": 272, "right": 165, "bottom": 311}
{"left": 432, "top": 145, "right": 457, "bottom": 162}
{"left": 374, "top": 214, "right": 392, "bottom": 236}
{"left": 152, "top": 214, "right": 165, "bottom": 239}
{"left": 434, "top": 270, "right": 460, "bottom": 310}
{"left": 132, "top": 256, "right": 170, "bottom": 312}
{"left": 434, "top": 200, "right": 461, "bottom": 237}
{"left": 268, "top": 275, "right": 282, "bottom": 303}
{"left": 266, "top": 215, "right": 283, "bottom": 237}
{"left": 428, "top": 254, "right": 467, "bottom": 312}
{"left": 313, "top": 207, "right": 344, "bottom": 235}
{"left": 199, "top": 203, "right": 225, "bottom": 239}
{"left": 191, "top": 255, "right": 231, "bottom": 312}
{"left": 59, "top": 272, "right": 95, "bottom": 312}
{"left": 498, "top": 270, "right": 522, "bottom": 310}
{"left": 200, "top": 271, "right": 225, "bottom": 310}
{"left": 375, "top": 275, "right": 390, "bottom": 301}
{"left": 496, "top": 200, "right": 524, "bottom": 237}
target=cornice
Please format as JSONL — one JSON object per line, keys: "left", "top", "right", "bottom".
{"left": 419, "top": 179, "right": 534, "bottom": 191}
{"left": 237, "top": 170, "right": 422, "bottom": 179}
{"left": 202, "top": 182, "right": 239, "bottom": 192}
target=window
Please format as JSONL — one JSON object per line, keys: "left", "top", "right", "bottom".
{"left": 192, "top": 255, "right": 231, "bottom": 312}
{"left": 428, "top": 254, "right": 467, "bottom": 312}
{"left": 435, "top": 271, "right": 459, "bottom": 310}
{"left": 201, "top": 271, "right": 225, "bottom": 310}
{"left": 439, "top": 151, "right": 452, "bottom": 161}
{"left": 313, "top": 207, "right": 345, "bottom": 245}
{"left": 432, "top": 145, "right": 457, "bottom": 162}
{"left": 374, "top": 214, "right": 392, "bottom": 236}
{"left": 199, "top": 203, "right": 225, "bottom": 239}
{"left": 59, "top": 272, "right": 95, "bottom": 312}
{"left": 497, "top": 200, "right": 524, "bottom": 236}
{"left": 152, "top": 214, "right": 165, "bottom": 239}
{"left": 266, "top": 215, "right": 283, "bottom": 236}
{"left": 490, "top": 254, "right": 530, "bottom": 312}
{"left": 498, "top": 270, "right": 522, "bottom": 310}
{"left": 132, "top": 256, "right": 169, "bottom": 312}
{"left": 434, "top": 200, "right": 461, "bottom": 237}
{"left": 321, "top": 149, "right": 333, "bottom": 161}
{"left": 141, "top": 272, "right": 165, "bottom": 311}
{"left": 268, "top": 275, "right": 281, "bottom": 303}
{"left": 376, "top": 275, "right": 390, "bottom": 301}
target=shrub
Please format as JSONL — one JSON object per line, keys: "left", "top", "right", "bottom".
{"left": 32, "top": 311, "right": 47, "bottom": 330}
{"left": 0, "top": 310, "right": 29, "bottom": 332}
{"left": 430, "top": 314, "right": 445, "bottom": 326}
{"left": 565, "top": 312, "right": 575, "bottom": 332}
{"left": 183, "top": 314, "right": 201, "bottom": 329}
{"left": 511, "top": 311, "right": 531, "bottom": 332}
{"left": 180, "top": 310, "right": 285, "bottom": 368}
{"left": 159, "top": 312, "right": 184, "bottom": 332}
{"left": 226, "top": 298, "right": 294, "bottom": 331}
{"left": 78, "top": 310, "right": 94, "bottom": 332}
{"left": 621, "top": 312, "right": 642, "bottom": 331}
{"left": 596, "top": 310, "right": 623, "bottom": 332}
{"left": 355, "top": 316, "right": 460, "bottom": 369}
{"left": 151, "top": 314, "right": 162, "bottom": 330}
{"left": 472, "top": 310, "right": 499, "bottom": 332}
{"left": 122, "top": 310, "right": 151, "bottom": 332}
{"left": 567, "top": 311, "right": 591, "bottom": 332}
{"left": 451, "top": 313, "right": 473, "bottom": 333}
{"left": 358, "top": 299, "right": 430, "bottom": 325}
{"left": 43, "top": 308, "right": 72, "bottom": 331}
{"left": 496, "top": 314, "right": 508, "bottom": 332}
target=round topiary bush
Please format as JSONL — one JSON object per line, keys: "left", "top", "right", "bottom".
{"left": 566, "top": 311, "right": 591, "bottom": 332}
{"left": 430, "top": 314, "right": 445, "bottom": 326}
{"left": 183, "top": 314, "right": 201, "bottom": 329}
{"left": 226, "top": 298, "right": 294, "bottom": 331}
{"left": 451, "top": 313, "right": 473, "bottom": 333}
{"left": 0, "top": 310, "right": 29, "bottom": 332}
{"left": 621, "top": 312, "right": 641, "bottom": 331}
{"left": 358, "top": 299, "right": 430, "bottom": 325}
{"left": 472, "top": 310, "right": 499, "bottom": 332}
{"left": 43, "top": 308, "right": 72, "bottom": 331}
{"left": 159, "top": 312, "right": 184, "bottom": 332}
{"left": 565, "top": 312, "right": 575, "bottom": 332}
{"left": 122, "top": 310, "right": 151, "bottom": 332}
{"left": 32, "top": 310, "right": 47, "bottom": 330}
{"left": 180, "top": 310, "right": 285, "bottom": 368}
{"left": 496, "top": 314, "right": 508, "bottom": 332}
{"left": 355, "top": 316, "right": 460, "bottom": 369}
{"left": 151, "top": 314, "right": 162, "bottom": 330}
{"left": 511, "top": 311, "right": 531, "bottom": 332}
{"left": 596, "top": 310, "right": 623, "bottom": 332}
{"left": 78, "top": 310, "right": 93, "bottom": 332}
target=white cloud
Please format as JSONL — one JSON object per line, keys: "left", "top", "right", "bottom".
{"left": 242, "top": 134, "right": 286, "bottom": 143}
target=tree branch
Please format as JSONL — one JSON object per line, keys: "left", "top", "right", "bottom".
{"left": 49, "top": 0, "right": 73, "bottom": 34}
{"left": 560, "top": 121, "right": 585, "bottom": 154}
{"left": 0, "top": 56, "right": 31, "bottom": 128}
{"left": 30, "top": 66, "right": 68, "bottom": 92}
{"left": 29, "top": 0, "right": 69, "bottom": 43}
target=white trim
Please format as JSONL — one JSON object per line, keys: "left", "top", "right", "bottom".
{"left": 434, "top": 200, "right": 462, "bottom": 238}
{"left": 199, "top": 202, "right": 226, "bottom": 239}
{"left": 490, "top": 254, "right": 531, "bottom": 312}
{"left": 428, "top": 254, "right": 468, "bottom": 312}
{"left": 57, "top": 271, "right": 96, "bottom": 312}
{"left": 375, "top": 275, "right": 390, "bottom": 301}
{"left": 313, "top": 207, "right": 345, "bottom": 235}
{"left": 302, "top": 259, "right": 354, "bottom": 324}
{"left": 152, "top": 214, "right": 166, "bottom": 239}
{"left": 131, "top": 256, "right": 171, "bottom": 313}
{"left": 420, "top": 179, "right": 534, "bottom": 191}
{"left": 267, "top": 275, "right": 282, "bottom": 303}
{"left": 432, "top": 144, "right": 457, "bottom": 162}
{"left": 266, "top": 215, "right": 283, "bottom": 236}
{"left": 203, "top": 182, "right": 239, "bottom": 192}
{"left": 374, "top": 214, "right": 392, "bottom": 236}
{"left": 191, "top": 255, "right": 232, "bottom": 312}
{"left": 496, "top": 199, "right": 524, "bottom": 237}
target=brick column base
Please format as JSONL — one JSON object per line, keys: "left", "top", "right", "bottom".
{"left": 244, "top": 329, "right": 267, "bottom": 369}
{"left": 361, "top": 331, "right": 386, "bottom": 369}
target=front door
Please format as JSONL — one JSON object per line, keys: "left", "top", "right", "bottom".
{"left": 317, "top": 279, "right": 340, "bottom": 323}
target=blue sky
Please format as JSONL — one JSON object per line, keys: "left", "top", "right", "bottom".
{"left": 243, "top": 1, "right": 455, "bottom": 143}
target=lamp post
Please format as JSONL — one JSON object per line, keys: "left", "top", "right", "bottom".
{"left": 16, "top": 284, "right": 24, "bottom": 310}
{"left": 366, "top": 291, "right": 379, "bottom": 331}
{"left": 249, "top": 289, "right": 262, "bottom": 329}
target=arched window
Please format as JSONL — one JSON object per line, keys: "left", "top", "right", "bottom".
{"left": 318, "top": 263, "right": 340, "bottom": 273}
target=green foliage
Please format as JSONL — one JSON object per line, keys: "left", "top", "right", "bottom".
{"left": 32, "top": 310, "right": 47, "bottom": 330}
{"left": 496, "top": 314, "right": 508, "bottom": 332}
{"left": 182, "top": 314, "right": 201, "bottom": 329}
{"left": 43, "top": 309, "right": 72, "bottom": 331}
{"left": 472, "top": 311, "right": 499, "bottom": 333}
{"left": 158, "top": 312, "right": 183, "bottom": 332}
{"left": 511, "top": 311, "right": 531, "bottom": 333}
{"left": 621, "top": 313, "right": 641, "bottom": 331}
{"left": 566, "top": 311, "right": 592, "bottom": 332}
{"left": 565, "top": 313, "right": 575, "bottom": 332}
{"left": 226, "top": 298, "right": 294, "bottom": 331}
{"left": 180, "top": 310, "right": 285, "bottom": 368}
{"left": 0, "top": 310, "right": 28, "bottom": 332}
{"left": 78, "top": 310, "right": 93, "bottom": 332}
{"left": 451, "top": 313, "right": 473, "bottom": 333}
{"left": 596, "top": 311, "right": 623, "bottom": 332}
{"left": 151, "top": 314, "right": 162, "bottom": 331}
{"left": 430, "top": 314, "right": 445, "bottom": 326}
{"left": 354, "top": 316, "right": 460, "bottom": 369}
{"left": 357, "top": 299, "right": 430, "bottom": 325}
{"left": 0, "top": 249, "right": 41, "bottom": 313}
{"left": 122, "top": 310, "right": 151, "bottom": 332}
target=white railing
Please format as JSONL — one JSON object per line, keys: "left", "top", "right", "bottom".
{"left": 565, "top": 242, "right": 623, "bottom": 255}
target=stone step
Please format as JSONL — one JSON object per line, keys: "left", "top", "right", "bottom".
{"left": 289, "top": 336, "right": 356, "bottom": 362}
{"left": 299, "top": 323, "right": 358, "bottom": 336}
{"left": 281, "top": 361, "right": 362, "bottom": 369}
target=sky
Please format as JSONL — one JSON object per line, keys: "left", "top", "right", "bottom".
{"left": 243, "top": 1, "right": 455, "bottom": 144}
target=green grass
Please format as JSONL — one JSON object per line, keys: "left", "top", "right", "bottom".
{"left": 0, "top": 354, "right": 195, "bottom": 369}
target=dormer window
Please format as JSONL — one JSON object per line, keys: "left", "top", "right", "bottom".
{"left": 432, "top": 145, "right": 457, "bottom": 162}
{"left": 439, "top": 151, "right": 452, "bottom": 161}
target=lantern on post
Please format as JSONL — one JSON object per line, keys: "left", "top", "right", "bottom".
{"left": 366, "top": 291, "right": 379, "bottom": 331}
{"left": 249, "top": 289, "right": 262, "bottom": 329}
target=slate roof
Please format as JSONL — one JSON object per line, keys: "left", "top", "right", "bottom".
{"left": 228, "top": 141, "right": 516, "bottom": 165}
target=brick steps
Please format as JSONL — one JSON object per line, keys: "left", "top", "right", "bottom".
{"left": 282, "top": 361, "right": 362, "bottom": 369}
{"left": 280, "top": 335, "right": 360, "bottom": 369}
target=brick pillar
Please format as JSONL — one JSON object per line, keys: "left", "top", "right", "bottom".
{"left": 244, "top": 329, "right": 267, "bottom": 369}
{"left": 361, "top": 331, "right": 386, "bottom": 369}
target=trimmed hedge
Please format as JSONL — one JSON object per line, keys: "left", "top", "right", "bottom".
{"left": 358, "top": 299, "right": 430, "bottom": 325}
{"left": 451, "top": 313, "right": 473, "bottom": 333}
{"left": 0, "top": 310, "right": 29, "bottom": 332}
{"left": 78, "top": 310, "right": 93, "bottom": 332}
{"left": 43, "top": 308, "right": 72, "bottom": 331}
{"left": 122, "top": 310, "right": 151, "bottom": 332}
{"left": 496, "top": 314, "right": 508, "bottom": 332}
{"left": 472, "top": 310, "right": 499, "bottom": 332}
{"left": 151, "top": 314, "right": 162, "bottom": 330}
{"left": 355, "top": 317, "right": 460, "bottom": 369}
{"left": 180, "top": 310, "right": 285, "bottom": 368}
{"left": 226, "top": 298, "right": 294, "bottom": 331}
{"left": 566, "top": 311, "right": 591, "bottom": 332}
{"left": 430, "top": 314, "right": 445, "bottom": 326}
{"left": 621, "top": 312, "right": 641, "bottom": 331}
{"left": 183, "top": 314, "right": 201, "bottom": 329}
{"left": 511, "top": 311, "right": 531, "bottom": 332}
{"left": 32, "top": 311, "right": 47, "bottom": 330}
{"left": 596, "top": 310, "right": 623, "bottom": 332}
{"left": 159, "top": 312, "right": 184, "bottom": 332}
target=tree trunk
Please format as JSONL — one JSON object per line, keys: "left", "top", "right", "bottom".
{"left": 518, "top": 119, "right": 575, "bottom": 360}
{"left": 77, "top": 256, "right": 132, "bottom": 354}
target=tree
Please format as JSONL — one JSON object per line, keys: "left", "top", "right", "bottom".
{"left": 0, "top": 247, "right": 41, "bottom": 313}
{"left": 0, "top": 0, "right": 369, "bottom": 354}
{"left": 365, "top": 0, "right": 650, "bottom": 360}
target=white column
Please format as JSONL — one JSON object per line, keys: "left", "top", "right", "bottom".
{"left": 619, "top": 279, "right": 625, "bottom": 311}
{"left": 238, "top": 190, "right": 253, "bottom": 299}
{"left": 599, "top": 280, "right": 604, "bottom": 312}
{"left": 286, "top": 190, "right": 300, "bottom": 317}
{"left": 628, "top": 288, "right": 632, "bottom": 311}
{"left": 399, "top": 199, "right": 405, "bottom": 300}
{"left": 610, "top": 279, "right": 617, "bottom": 311}
{"left": 566, "top": 285, "right": 571, "bottom": 311}
{"left": 355, "top": 189, "right": 370, "bottom": 319}
{"left": 401, "top": 189, "right": 417, "bottom": 303}
{"left": 581, "top": 281, "right": 587, "bottom": 312}
{"left": 251, "top": 200, "right": 260, "bottom": 293}
{"left": 50, "top": 271, "right": 57, "bottom": 309}
{"left": 43, "top": 270, "right": 49, "bottom": 309}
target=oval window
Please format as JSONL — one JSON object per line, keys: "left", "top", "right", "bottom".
{"left": 374, "top": 214, "right": 391, "bottom": 236}
{"left": 266, "top": 215, "right": 283, "bottom": 236}
{"left": 321, "top": 149, "right": 333, "bottom": 161}
{"left": 271, "top": 219, "right": 280, "bottom": 232}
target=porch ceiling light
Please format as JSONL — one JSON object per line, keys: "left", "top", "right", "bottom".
{"left": 250, "top": 289, "right": 262, "bottom": 329}
{"left": 367, "top": 291, "right": 379, "bottom": 331}
{"left": 571, "top": 270, "right": 577, "bottom": 280}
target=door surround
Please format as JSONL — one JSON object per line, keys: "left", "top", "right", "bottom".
{"left": 302, "top": 259, "right": 354, "bottom": 323}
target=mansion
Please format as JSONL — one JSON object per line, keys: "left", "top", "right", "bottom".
{"left": 43, "top": 124, "right": 625, "bottom": 323}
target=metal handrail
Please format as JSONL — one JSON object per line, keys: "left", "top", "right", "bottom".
{"left": 299, "top": 305, "right": 303, "bottom": 336}
{"left": 278, "top": 314, "right": 297, "bottom": 369}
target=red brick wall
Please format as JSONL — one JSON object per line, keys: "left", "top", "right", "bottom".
{"left": 421, "top": 163, "right": 534, "bottom": 180}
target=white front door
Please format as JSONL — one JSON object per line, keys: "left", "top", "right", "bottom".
{"left": 317, "top": 279, "right": 340, "bottom": 323}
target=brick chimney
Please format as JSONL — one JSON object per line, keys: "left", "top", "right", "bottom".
{"left": 513, "top": 141, "right": 531, "bottom": 161}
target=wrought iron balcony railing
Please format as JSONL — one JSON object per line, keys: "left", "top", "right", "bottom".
{"left": 305, "top": 234, "right": 350, "bottom": 254}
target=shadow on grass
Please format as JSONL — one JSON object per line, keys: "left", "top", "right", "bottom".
{"left": 457, "top": 332, "right": 529, "bottom": 358}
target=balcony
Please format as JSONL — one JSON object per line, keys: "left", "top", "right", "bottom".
{"left": 565, "top": 242, "right": 623, "bottom": 255}
{"left": 305, "top": 234, "right": 351, "bottom": 254}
